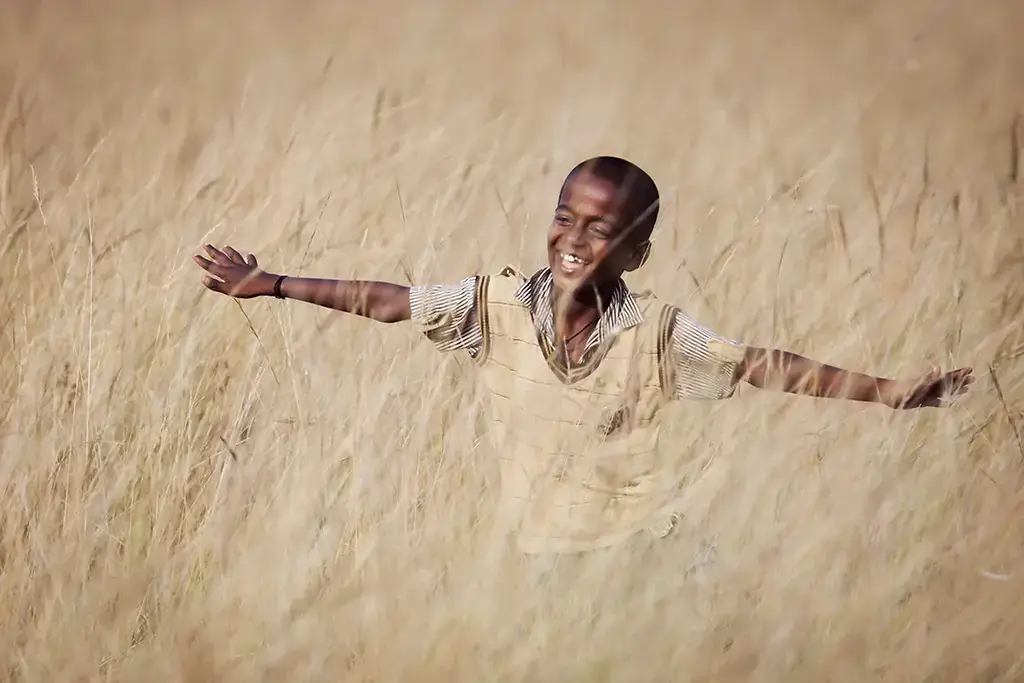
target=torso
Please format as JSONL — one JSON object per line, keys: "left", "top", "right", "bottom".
{"left": 471, "top": 266, "right": 682, "bottom": 553}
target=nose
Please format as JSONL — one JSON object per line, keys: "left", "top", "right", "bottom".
{"left": 565, "top": 219, "right": 587, "bottom": 247}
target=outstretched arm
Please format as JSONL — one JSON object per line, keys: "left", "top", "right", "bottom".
{"left": 192, "top": 244, "right": 410, "bottom": 323}
{"left": 738, "top": 346, "right": 973, "bottom": 409}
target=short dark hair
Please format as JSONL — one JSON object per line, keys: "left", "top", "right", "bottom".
{"left": 559, "top": 156, "right": 660, "bottom": 244}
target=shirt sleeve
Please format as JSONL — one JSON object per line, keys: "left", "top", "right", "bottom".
{"left": 408, "top": 276, "right": 484, "bottom": 355}
{"left": 667, "top": 310, "right": 746, "bottom": 400}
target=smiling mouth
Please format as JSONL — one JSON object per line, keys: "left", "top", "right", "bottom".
{"left": 556, "top": 251, "right": 590, "bottom": 273}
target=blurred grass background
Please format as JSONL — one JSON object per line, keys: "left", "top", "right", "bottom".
{"left": 1, "top": 0, "right": 1023, "bottom": 680}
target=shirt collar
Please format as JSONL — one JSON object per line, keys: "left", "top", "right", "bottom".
{"left": 512, "top": 268, "right": 643, "bottom": 352}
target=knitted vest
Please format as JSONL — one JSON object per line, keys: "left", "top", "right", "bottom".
{"left": 473, "top": 266, "right": 682, "bottom": 554}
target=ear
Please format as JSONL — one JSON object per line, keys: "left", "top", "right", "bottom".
{"left": 624, "top": 241, "right": 651, "bottom": 272}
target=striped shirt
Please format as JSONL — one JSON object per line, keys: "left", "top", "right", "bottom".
{"left": 409, "top": 268, "right": 745, "bottom": 400}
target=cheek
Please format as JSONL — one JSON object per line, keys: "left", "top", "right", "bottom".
{"left": 591, "top": 242, "right": 615, "bottom": 262}
{"left": 593, "top": 245, "right": 628, "bottom": 270}
{"left": 547, "top": 223, "right": 566, "bottom": 246}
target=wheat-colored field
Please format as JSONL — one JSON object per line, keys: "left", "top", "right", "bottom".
{"left": 2, "top": 0, "right": 1023, "bottom": 680}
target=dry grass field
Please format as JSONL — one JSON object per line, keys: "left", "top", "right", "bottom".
{"left": 2, "top": 0, "right": 1024, "bottom": 680}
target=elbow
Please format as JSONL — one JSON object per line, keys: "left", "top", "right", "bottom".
{"left": 740, "top": 370, "right": 764, "bottom": 390}
{"left": 372, "top": 304, "right": 408, "bottom": 324}
{"left": 377, "top": 298, "right": 412, "bottom": 324}
{"left": 738, "top": 348, "right": 770, "bottom": 389}
{"left": 368, "top": 284, "right": 411, "bottom": 323}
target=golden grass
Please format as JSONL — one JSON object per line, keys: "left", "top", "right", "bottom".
{"left": 2, "top": 0, "right": 1023, "bottom": 680}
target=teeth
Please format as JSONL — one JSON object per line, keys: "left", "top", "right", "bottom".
{"left": 561, "top": 252, "right": 586, "bottom": 264}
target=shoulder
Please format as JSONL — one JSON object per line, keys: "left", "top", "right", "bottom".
{"left": 626, "top": 286, "right": 745, "bottom": 361}
{"left": 623, "top": 287, "right": 676, "bottom": 335}
{"left": 633, "top": 290, "right": 664, "bottom": 311}
{"left": 494, "top": 264, "right": 526, "bottom": 280}
{"left": 478, "top": 264, "right": 533, "bottom": 306}
{"left": 408, "top": 276, "right": 480, "bottom": 320}
{"left": 666, "top": 307, "right": 747, "bottom": 363}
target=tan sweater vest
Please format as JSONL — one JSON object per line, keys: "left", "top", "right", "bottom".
{"left": 473, "top": 267, "right": 683, "bottom": 554}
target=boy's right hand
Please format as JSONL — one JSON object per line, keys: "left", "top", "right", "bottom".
{"left": 193, "top": 244, "right": 277, "bottom": 299}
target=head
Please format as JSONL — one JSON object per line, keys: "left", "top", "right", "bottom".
{"left": 547, "top": 156, "right": 659, "bottom": 295}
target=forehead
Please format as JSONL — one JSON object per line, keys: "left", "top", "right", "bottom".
{"left": 558, "top": 172, "right": 628, "bottom": 218}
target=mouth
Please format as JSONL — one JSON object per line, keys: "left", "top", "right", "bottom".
{"left": 555, "top": 250, "right": 591, "bottom": 276}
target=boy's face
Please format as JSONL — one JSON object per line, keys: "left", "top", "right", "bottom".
{"left": 547, "top": 171, "right": 648, "bottom": 293}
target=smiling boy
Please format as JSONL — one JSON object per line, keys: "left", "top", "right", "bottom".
{"left": 193, "top": 155, "right": 973, "bottom": 555}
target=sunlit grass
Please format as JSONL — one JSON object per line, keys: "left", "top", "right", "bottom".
{"left": 1, "top": 0, "right": 1022, "bottom": 680}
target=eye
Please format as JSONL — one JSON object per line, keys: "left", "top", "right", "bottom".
{"left": 554, "top": 214, "right": 572, "bottom": 226}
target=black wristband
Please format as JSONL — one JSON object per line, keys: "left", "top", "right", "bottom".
{"left": 273, "top": 275, "right": 287, "bottom": 299}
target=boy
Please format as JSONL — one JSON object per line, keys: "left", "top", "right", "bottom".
{"left": 192, "top": 156, "right": 973, "bottom": 555}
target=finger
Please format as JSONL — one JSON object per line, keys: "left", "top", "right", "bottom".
{"left": 945, "top": 369, "right": 973, "bottom": 391}
{"left": 952, "top": 374, "right": 975, "bottom": 396}
{"left": 193, "top": 254, "right": 219, "bottom": 273}
{"left": 201, "top": 275, "right": 226, "bottom": 293}
{"left": 204, "top": 244, "right": 233, "bottom": 266}
{"left": 953, "top": 370, "right": 972, "bottom": 386}
{"left": 247, "top": 253, "right": 258, "bottom": 268}
{"left": 937, "top": 373, "right": 974, "bottom": 403}
{"left": 204, "top": 244, "right": 232, "bottom": 266}
{"left": 224, "top": 245, "right": 245, "bottom": 264}
{"left": 193, "top": 254, "right": 227, "bottom": 278}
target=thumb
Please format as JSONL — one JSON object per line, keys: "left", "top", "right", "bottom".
{"left": 202, "top": 276, "right": 226, "bottom": 294}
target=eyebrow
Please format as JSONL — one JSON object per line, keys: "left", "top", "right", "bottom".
{"left": 555, "top": 204, "right": 616, "bottom": 217}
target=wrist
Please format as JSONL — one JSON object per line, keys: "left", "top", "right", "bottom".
{"left": 258, "top": 271, "right": 284, "bottom": 298}
{"left": 877, "top": 378, "right": 904, "bottom": 409}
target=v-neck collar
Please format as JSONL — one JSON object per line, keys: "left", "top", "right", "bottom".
{"left": 512, "top": 268, "right": 644, "bottom": 381}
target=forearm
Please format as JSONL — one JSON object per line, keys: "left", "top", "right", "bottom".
{"left": 741, "top": 347, "right": 898, "bottom": 405}
{"left": 274, "top": 275, "right": 411, "bottom": 323}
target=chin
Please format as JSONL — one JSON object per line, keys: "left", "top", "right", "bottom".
{"left": 551, "top": 271, "right": 593, "bottom": 296}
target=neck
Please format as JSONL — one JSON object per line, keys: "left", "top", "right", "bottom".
{"left": 551, "top": 278, "right": 617, "bottom": 341}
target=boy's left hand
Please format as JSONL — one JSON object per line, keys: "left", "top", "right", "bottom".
{"left": 193, "top": 244, "right": 274, "bottom": 299}
{"left": 890, "top": 367, "right": 974, "bottom": 409}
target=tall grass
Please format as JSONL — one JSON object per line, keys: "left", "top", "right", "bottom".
{"left": 1, "top": 0, "right": 1023, "bottom": 680}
